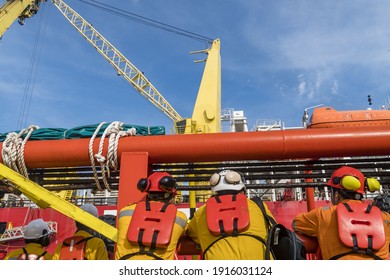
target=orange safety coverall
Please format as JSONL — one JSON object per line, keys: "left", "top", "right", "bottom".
{"left": 186, "top": 198, "right": 274, "bottom": 260}
{"left": 292, "top": 199, "right": 390, "bottom": 260}
{"left": 383, "top": 211, "right": 390, "bottom": 259}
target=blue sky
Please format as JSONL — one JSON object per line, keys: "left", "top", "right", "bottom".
{"left": 1, "top": 0, "right": 390, "bottom": 134}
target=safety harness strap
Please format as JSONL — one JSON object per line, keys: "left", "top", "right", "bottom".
{"left": 18, "top": 247, "right": 47, "bottom": 260}
{"left": 330, "top": 249, "right": 383, "bottom": 260}
{"left": 121, "top": 228, "right": 164, "bottom": 260}
{"left": 119, "top": 251, "right": 164, "bottom": 260}
{"left": 202, "top": 233, "right": 267, "bottom": 259}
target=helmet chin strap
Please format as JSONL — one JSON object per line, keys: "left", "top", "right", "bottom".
{"left": 331, "top": 188, "right": 341, "bottom": 205}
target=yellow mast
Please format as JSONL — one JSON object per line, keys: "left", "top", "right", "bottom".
{"left": 191, "top": 39, "right": 221, "bottom": 133}
{"left": 174, "top": 39, "right": 221, "bottom": 134}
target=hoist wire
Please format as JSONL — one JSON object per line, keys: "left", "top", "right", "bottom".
{"left": 17, "top": 4, "right": 49, "bottom": 129}
{"left": 79, "top": 0, "right": 214, "bottom": 43}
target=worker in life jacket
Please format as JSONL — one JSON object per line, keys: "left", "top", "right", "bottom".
{"left": 115, "top": 172, "right": 187, "bottom": 260}
{"left": 292, "top": 166, "right": 389, "bottom": 260}
{"left": 4, "top": 218, "right": 53, "bottom": 260}
{"left": 52, "top": 204, "right": 109, "bottom": 260}
{"left": 186, "top": 170, "right": 276, "bottom": 260}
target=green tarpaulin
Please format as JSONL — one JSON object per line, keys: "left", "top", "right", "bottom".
{"left": 0, "top": 124, "right": 165, "bottom": 142}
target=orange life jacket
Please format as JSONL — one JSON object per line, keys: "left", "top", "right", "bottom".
{"left": 120, "top": 200, "right": 177, "bottom": 260}
{"left": 202, "top": 194, "right": 267, "bottom": 258}
{"left": 206, "top": 193, "right": 250, "bottom": 236}
{"left": 331, "top": 202, "right": 386, "bottom": 260}
{"left": 58, "top": 236, "right": 94, "bottom": 260}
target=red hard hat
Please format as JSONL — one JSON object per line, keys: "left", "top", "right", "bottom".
{"left": 326, "top": 166, "right": 365, "bottom": 194}
{"left": 137, "top": 172, "right": 177, "bottom": 194}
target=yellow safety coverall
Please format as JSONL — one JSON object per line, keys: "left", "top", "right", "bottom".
{"left": 4, "top": 243, "right": 53, "bottom": 260}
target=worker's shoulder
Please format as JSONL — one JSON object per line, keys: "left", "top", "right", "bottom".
{"left": 4, "top": 248, "right": 23, "bottom": 260}
{"left": 119, "top": 203, "right": 136, "bottom": 213}
{"left": 382, "top": 211, "right": 390, "bottom": 225}
{"left": 176, "top": 209, "right": 188, "bottom": 219}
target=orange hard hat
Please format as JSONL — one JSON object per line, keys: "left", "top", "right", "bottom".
{"left": 137, "top": 172, "right": 177, "bottom": 194}
{"left": 327, "top": 166, "right": 365, "bottom": 194}
{"left": 327, "top": 166, "right": 380, "bottom": 194}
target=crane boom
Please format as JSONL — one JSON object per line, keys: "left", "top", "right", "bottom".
{"left": 52, "top": 0, "right": 183, "bottom": 123}
{"left": 0, "top": 0, "right": 45, "bottom": 37}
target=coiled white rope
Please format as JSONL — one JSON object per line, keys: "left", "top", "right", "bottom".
{"left": 89, "top": 121, "right": 136, "bottom": 191}
{"left": 1, "top": 125, "right": 39, "bottom": 178}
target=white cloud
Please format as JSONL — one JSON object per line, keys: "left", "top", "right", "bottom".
{"left": 331, "top": 80, "right": 339, "bottom": 95}
{"left": 297, "top": 74, "right": 306, "bottom": 96}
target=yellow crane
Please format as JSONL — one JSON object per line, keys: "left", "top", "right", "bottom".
{"left": 51, "top": 0, "right": 221, "bottom": 215}
{"left": 0, "top": 0, "right": 221, "bottom": 240}
{"left": 52, "top": 0, "right": 221, "bottom": 134}
{"left": 1, "top": 0, "right": 221, "bottom": 133}
{"left": 0, "top": 0, "right": 45, "bottom": 37}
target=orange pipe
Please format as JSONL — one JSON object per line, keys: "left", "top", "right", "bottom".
{"left": 304, "top": 168, "right": 316, "bottom": 211}
{"left": 0, "top": 126, "right": 389, "bottom": 168}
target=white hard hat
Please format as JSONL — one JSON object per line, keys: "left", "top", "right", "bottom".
{"left": 80, "top": 204, "right": 98, "bottom": 217}
{"left": 210, "top": 170, "right": 245, "bottom": 193}
{"left": 23, "top": 219, "right": 51, "bottom": 240}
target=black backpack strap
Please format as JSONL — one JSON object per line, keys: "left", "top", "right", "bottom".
{"left": 251, "top": 197, "right": 277, "bottom": 226}
{"left": 251, "top": 196, "right": 277, "bottom": 259}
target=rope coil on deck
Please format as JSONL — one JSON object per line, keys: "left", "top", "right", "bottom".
{"left": 89, "top": 121, "right": 136, "bottom": 191}
{"left": 1, "top": 125, "right": 39, "bottom": 178}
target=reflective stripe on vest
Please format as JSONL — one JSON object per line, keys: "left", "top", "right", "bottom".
{"left": 119, "top": 207, "right": 186, "bottom": 229}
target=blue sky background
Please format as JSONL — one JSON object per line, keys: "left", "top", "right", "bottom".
{"left": 1, "top": 0, "right": 390, "bottom": 134}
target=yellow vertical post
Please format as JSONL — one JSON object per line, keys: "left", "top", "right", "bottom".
{"left": 191, "top": 39, "right": 221, "bottom": 134}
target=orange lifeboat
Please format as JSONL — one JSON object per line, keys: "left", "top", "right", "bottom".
{"left": 307, "top": 106, "right": 390, "bottom": 128}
